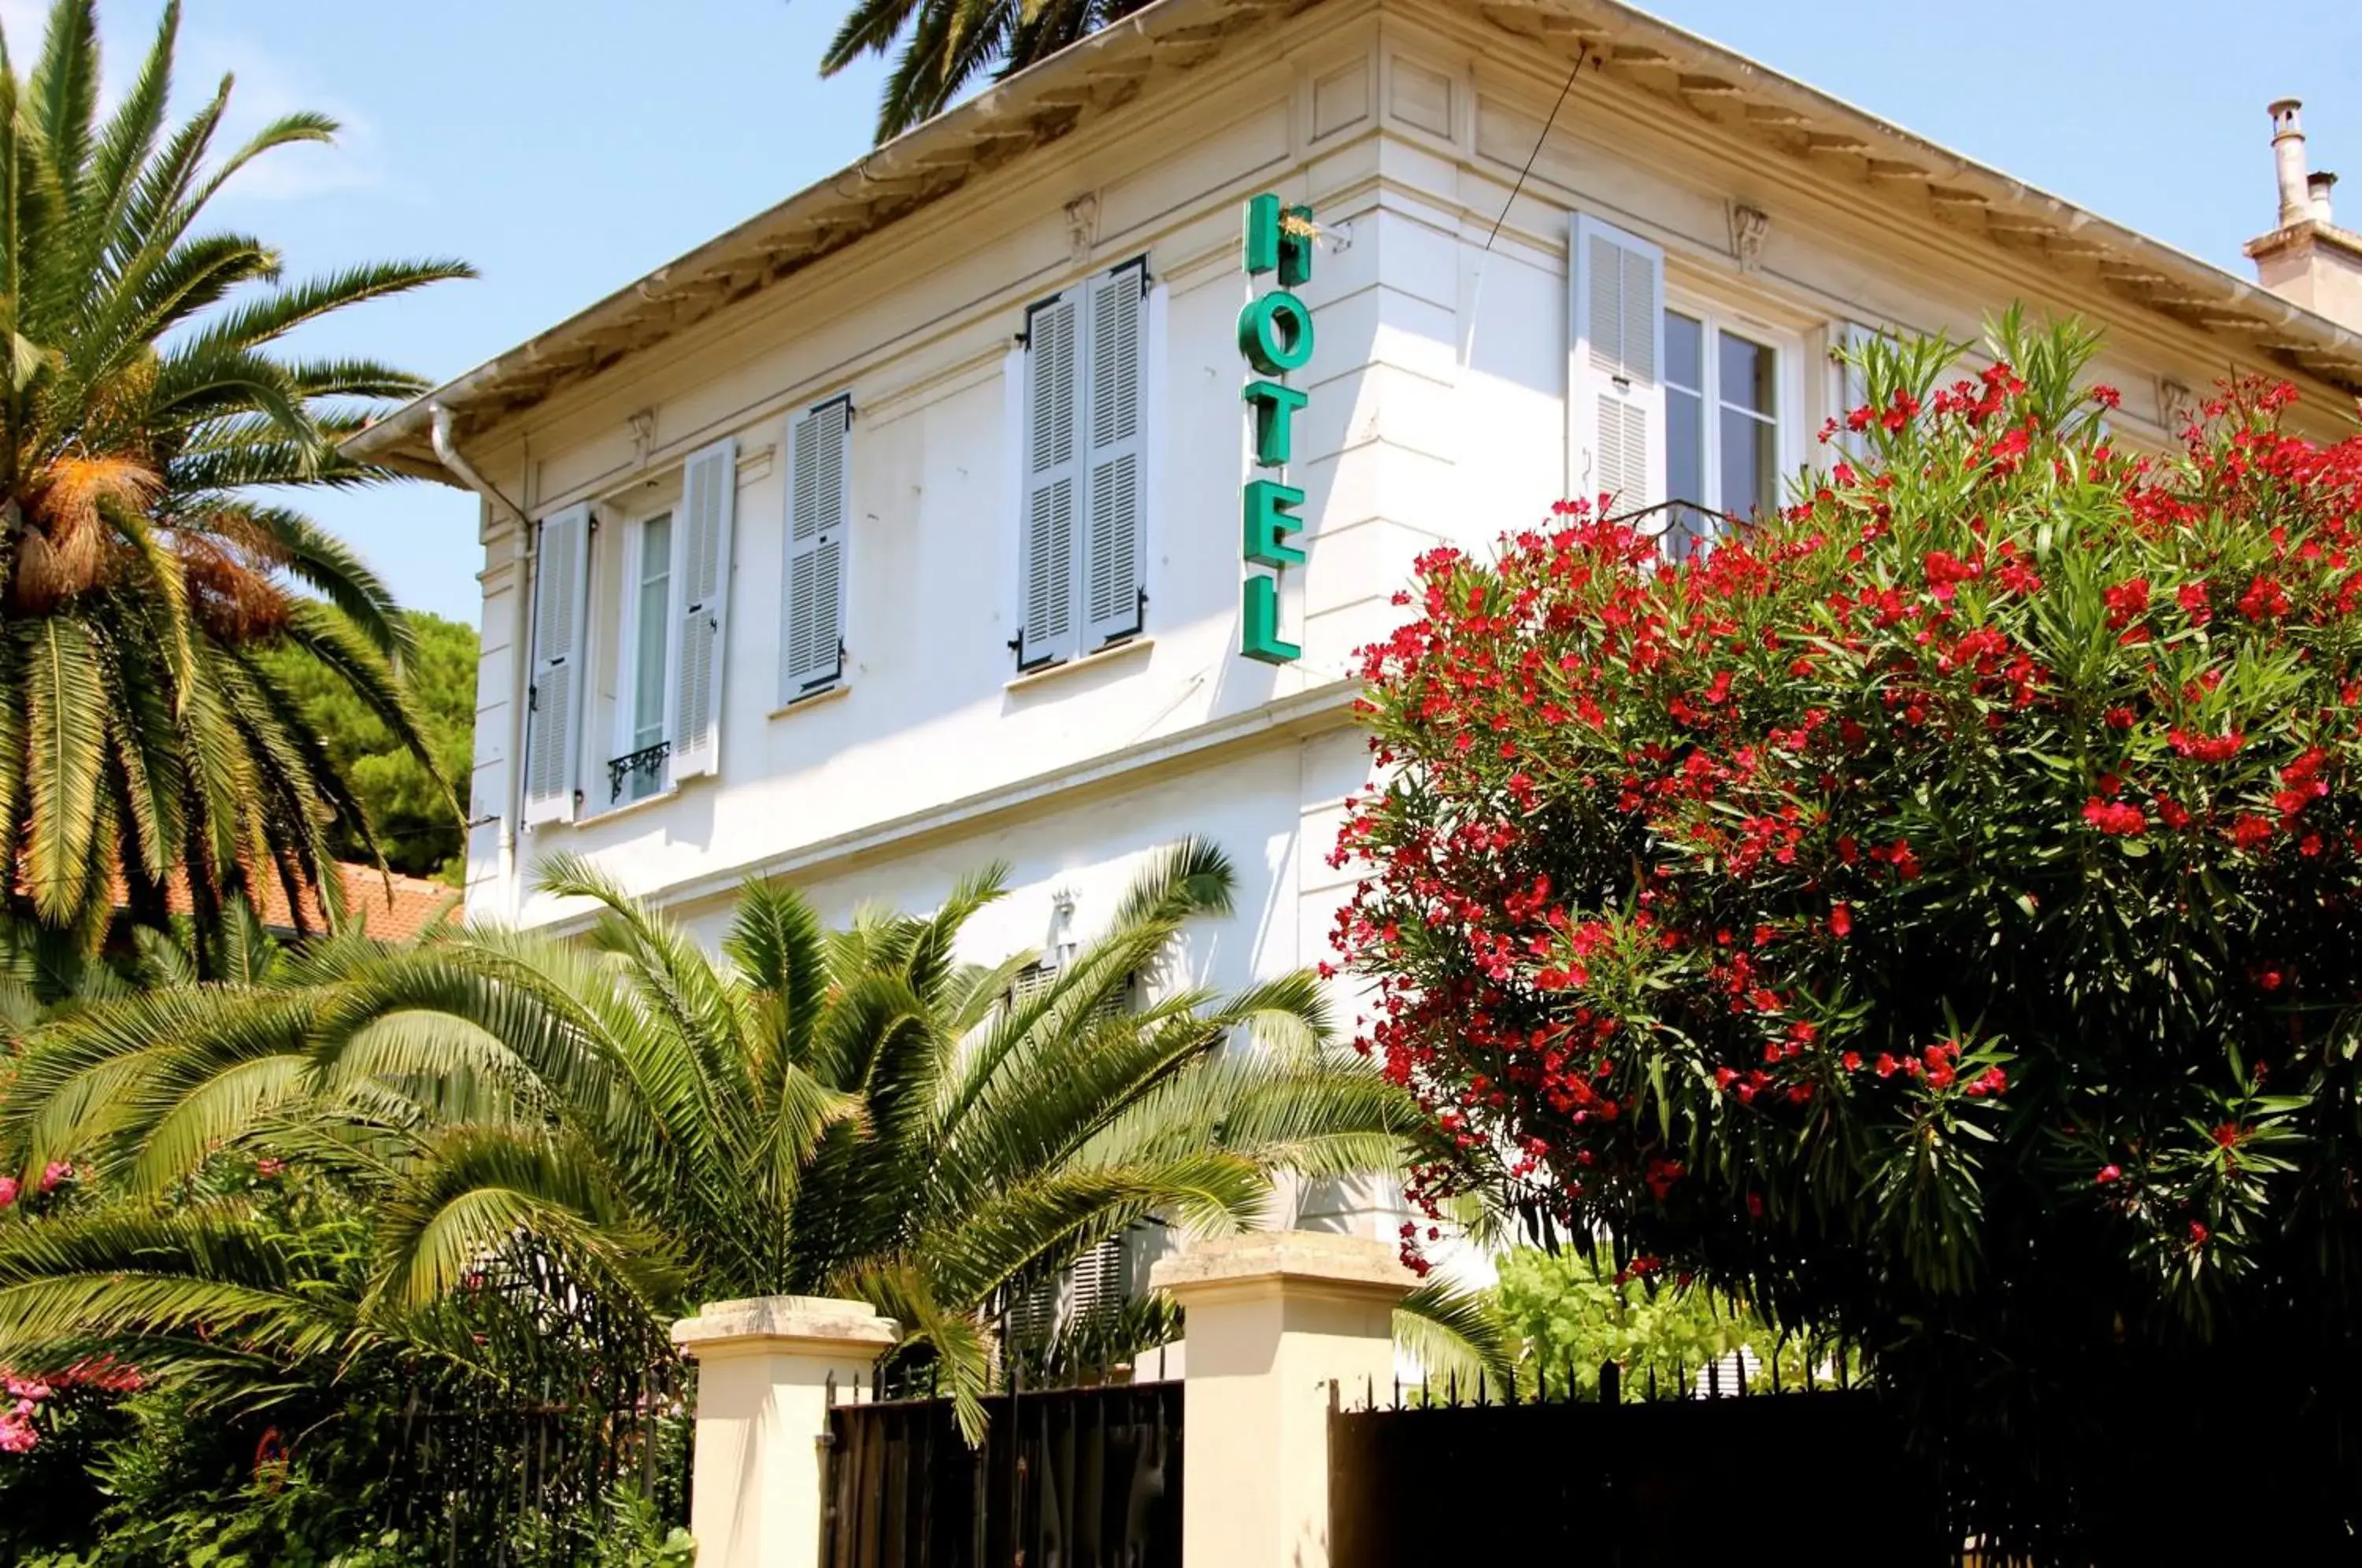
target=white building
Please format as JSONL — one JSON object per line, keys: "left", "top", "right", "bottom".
{"left": 348, "top": 0, "right": 2362, "bottom": 1244}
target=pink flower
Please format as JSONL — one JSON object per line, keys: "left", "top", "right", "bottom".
{"left": 36, "top": 1163, "right": 72, "bottom": 1195}
{"left": 0, "top": 1177, "right": 17, "bottom": 1209}
{"left": 2095, "top": 1164, "right": 2123, "bottom": 1185}
{"left": 0, "top": 1412, "right": 36, "bottom": 1454}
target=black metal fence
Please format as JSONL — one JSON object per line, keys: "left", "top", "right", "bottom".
{"left": 822, "top": 1373, "right": 1183, "bottom": 1568}
{"left": 1329, "top": 1354, "right": 1955, "bottom": 1568}
{"left": 387, "top": 1359, "right": 694, "bottom": 1565}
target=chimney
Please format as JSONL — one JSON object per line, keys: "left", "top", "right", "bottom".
{"left": 2272, "top": 99, "right": 2311, "bottom": 225}
{"left": 2245, "top": 98, "right": 2362, "bottom": 335}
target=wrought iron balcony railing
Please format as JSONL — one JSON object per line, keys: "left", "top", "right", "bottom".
{"left": 1605, "top": 498, "right": 1746, "bottom": 562}
{"left": 607, "top": 741, "right": 670, "bottom": 803}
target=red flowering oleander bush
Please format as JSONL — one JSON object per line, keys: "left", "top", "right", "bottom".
{"left": 1335, "top": 317, "right": 2362, "bottom": 1555}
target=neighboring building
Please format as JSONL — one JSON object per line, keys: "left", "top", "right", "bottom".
{"left": 231, "top": 864, "right": 463, "bottom": 945}
{"left": 347, "top": 0, "right": 2362, "bottom": 1244}
{"left": 143, "top": 863, "right": 461, "bottom": 944}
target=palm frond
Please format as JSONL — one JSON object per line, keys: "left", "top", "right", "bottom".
{"left": 1393, "top": 1279, "right": 1515, "bottom": 1381}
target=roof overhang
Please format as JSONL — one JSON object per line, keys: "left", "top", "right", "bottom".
{"left": 347, "top": 0, "right": 2362, "bottom": 480}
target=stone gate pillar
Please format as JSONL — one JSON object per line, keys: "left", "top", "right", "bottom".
{"left": 1151, "top": 1231, "right": 1414, "bottom": 1568}
{"left": 670, "top": 1295, "right": 898, "bottom": 1568}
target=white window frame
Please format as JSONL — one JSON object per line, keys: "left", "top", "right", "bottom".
{"left": 1660, "top": 290, "right": 1807, "bottom": 550}
{"left": 604, "top": 501, "right": 679, "bottom": 811}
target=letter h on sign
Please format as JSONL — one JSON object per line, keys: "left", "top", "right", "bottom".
{"left": 1238, "top": 193, "right": 1313, "bottom": 665}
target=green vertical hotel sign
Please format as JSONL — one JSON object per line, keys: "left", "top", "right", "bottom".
{"left": 1238, "top": 192, "right": 1312, "bottom": 664}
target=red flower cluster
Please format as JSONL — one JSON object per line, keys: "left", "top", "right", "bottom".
{"left": 2168, "top": 729, "right": 2244, "bottom": 762}
{"left": 1337, "top": 319, "right": 2362, "bottom": 1296}
{"left": 2082, "top": 798, "right": 2147, "bottom": 836}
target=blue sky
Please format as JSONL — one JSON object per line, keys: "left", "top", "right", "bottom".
{"left": 23, "top": 0, "right": 2356, "bottom": 625}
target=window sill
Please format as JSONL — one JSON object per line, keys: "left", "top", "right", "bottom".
{"left": 585, "top": 783, "right": 680, "bottom": 826}
{"left": 768, "top": 682, "right": 850, "bottom": 721}
{"left": 1005, "top": 637, "right": 1153, "bottom": 694}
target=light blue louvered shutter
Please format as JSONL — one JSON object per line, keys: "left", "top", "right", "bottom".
{"left": 780, "top": 400, "right": 850, "bottom": 701}
{"left": 521, "top": 503, "right": 592, "bottom": 826}
{"left": 668, "top": 437, "right": 737, "bottom": 778}
{"left": 1569, "top": 213, "right": 1665, "bottom": 516}
{"left": 1082, "top": 264, "right": 1145, "bottom": 646}
{"left": 1019, "top": 294, "right": 1081, "bottom": 668}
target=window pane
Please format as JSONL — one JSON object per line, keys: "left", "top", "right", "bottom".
{"left": 632, "top": 516, "right": 672, "bottom": 753}
{"left": 1720, "top": 409, "right": 1776, "bottom": 521}
{"left": 1664, "top": 310, "right": 1703, "bottom": 394}
{"left": 1668, "top": 386, "right": 1705, "bottom": 511}
{"left": 1718, "top": 332, "right": 1775, "bottom": 416}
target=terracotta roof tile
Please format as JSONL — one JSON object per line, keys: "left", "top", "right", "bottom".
{"left": 141, "top": 863, "right": 461, "bottom": 942}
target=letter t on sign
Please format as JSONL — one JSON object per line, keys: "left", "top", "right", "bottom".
{"left": 1242, "top": 380, "right": 1308, "bottom": 466}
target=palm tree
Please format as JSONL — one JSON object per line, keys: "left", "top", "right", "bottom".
{"left": 0, "top": 897, "right": 520, "bottom": 1414}
{"left": 823, "top": 0, "right": 1150, "bottom": 142}
{"left": 0, "top": 841, "right": 1501, "bottom": 1435}
{"left": 0, "top": 0, "right": 472, "bottom": 945}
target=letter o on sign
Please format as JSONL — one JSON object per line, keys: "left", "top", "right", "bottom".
{"left": 1238, "top": 290, "right": 1315, "bottom": 375}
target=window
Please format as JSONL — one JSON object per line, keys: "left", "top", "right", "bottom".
{"left": 522, "top": 435, "right": 739, "bottom": 822}
{"left": 779, "top": 398, "right": 850, "bottom": 703}
{"left": 990, "top": 959, "right": 1161, "bottom": 1348}
{"left": 1664, "top": 310, "right": 1779, "bottom": 558}
{"left": 999, "top": 1223, "right": 1166, "bottom": 1349}
{"left": 613, "top": 510, "right": 674, "bottom": 804}
{"left": 1016, "top": 259, "right": 1148, "bottom": 669}
{"left": 595, "top": 436, "right": 738, "bottom": 808}
{"left": 1569, "top": 213, "right": 1801, "bottom": 564}
{"left": 1003, "top": 960, "right": 1132, "bottom": 1023}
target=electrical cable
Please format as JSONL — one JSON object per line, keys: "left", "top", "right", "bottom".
{"left": 1486, "top": 44, "right": 1592, "bottom": 257}
{"left": 1462, "top": 45, "right": 1594, "bottom": 370}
